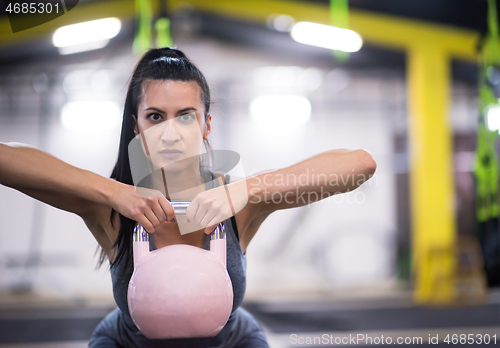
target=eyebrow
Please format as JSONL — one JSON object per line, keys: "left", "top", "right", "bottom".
{"left": 144, "top": 107, "right": 197, "bottom": 115}
{"left": 145, "top": 107, "right": 165, "bottom": 114}
{"left": 177, "top": 107, "right": 197, "bottom": 115}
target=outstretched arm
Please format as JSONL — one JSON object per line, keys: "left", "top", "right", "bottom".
{"left": 246, "top": 149, "right": 376, "bottom": 212}
{"left": 186, "top": 149, "right": 376, "bottom": 245}
{"left": 211, "top": 149, "right": 377, "bottom": 252}
{"left": 0, "top": 143, "right": 174, "bottom": 233}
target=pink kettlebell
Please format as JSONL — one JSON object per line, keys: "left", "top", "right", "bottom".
{"left": 127, "top": 201, "right": 233, "bottom": 339}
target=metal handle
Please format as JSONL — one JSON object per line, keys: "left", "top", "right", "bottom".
{"left": 134, "top": 200, "right": 226, "bottom": 240}
{"left": 170, "top": 201, "right": 191, "bottom": 215}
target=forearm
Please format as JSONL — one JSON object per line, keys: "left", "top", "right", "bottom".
{"left": 246, "top": 149, "right": 376, "bottom": 204}
{"left": 0, "top": 143, "right": 120, "bottom": 207}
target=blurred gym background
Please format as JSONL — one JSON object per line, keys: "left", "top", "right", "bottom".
{"left": 0, "top": 0, "right": 499, "bottom": 347}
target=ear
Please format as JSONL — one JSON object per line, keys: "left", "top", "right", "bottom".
{"left": 132, "top": 114, "right": 139, "bottom": 136}
{"left": 203, "top": 114, "right": 212, "bottom": 140}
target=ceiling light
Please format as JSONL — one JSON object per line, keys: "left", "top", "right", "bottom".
{"left": 53, "top": 18, "right": 121, "bottom": 54}
{"left": 252, "top": 66, "right": 323, "bottom": 95}
{"left": 57, "top": 40, "right": 110, "bottom": 55}
{"left": 291, "top": 21, "right": 362, "bottom": 53}
{"left": 487, "top": 105, "right": 500, "bottom": 133}
{"left": 250, "top": 95, "right": 311, "bottom": 126}
{"left": 61, "top": 101, "right": 121, "bottom": 131}
{"left": 267, "top": 14, "right": 295, "bottom": 32}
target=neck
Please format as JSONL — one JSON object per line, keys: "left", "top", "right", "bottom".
{"left": 149, "top": 163, "right": 206, "bottom": 201}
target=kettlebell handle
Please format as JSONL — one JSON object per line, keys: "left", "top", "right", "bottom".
{"left": 132, "top": 223, "right": 226, "bottom": 241}
{"left": 133, "top": 200, "right": 226, "bottom": 240}
{"left": 168, "top": 200, "right": 190, "bottom": 215}
{"left": 132, "top": 201, "right": 228, "bottom": 268}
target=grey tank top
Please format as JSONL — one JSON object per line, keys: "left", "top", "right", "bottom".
{"left": 109, "top": 174, "right": 247, "bottom": 347}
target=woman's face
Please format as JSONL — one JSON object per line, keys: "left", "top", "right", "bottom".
{"left": 134, "top": 79, "right": 211, "bottom": 174}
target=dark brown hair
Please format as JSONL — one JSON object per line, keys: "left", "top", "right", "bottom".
{"left": 97, "top": 47, "right": 213, "bottom": 279}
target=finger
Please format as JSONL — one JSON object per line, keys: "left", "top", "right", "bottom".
{"left": 144, "top": 209, "right": 160, "bottom": 228}
{"left": 200, "top": 210, "right": 217, "bottom": 228}
{"left": 204, "top": 203, "right": 231, "bottom": 227}
{"left": 185, "top": 199, "right": 200, "bottom": 223}
{"left": 192, "top": 202, "right": 210, "bottom": 225}
{"left": 206, "top": 214, "right": 225, "bottom": 229}
{"left": 139, "top": 218, "right": 155, "bottom": 234}
{"left": 152, "top": 200, "right": 167, "bottom": 223}
{"left": 158, "top": 198, "right": 176, "bottom": 222}
{"left": 204, "top": 223, "right": 218, "bottom": 235}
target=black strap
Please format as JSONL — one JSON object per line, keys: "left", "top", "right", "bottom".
{"left": 225, "top": 174, "right": 240, "bottom": 242}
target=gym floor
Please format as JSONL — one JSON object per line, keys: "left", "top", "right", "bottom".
{"left": 0, "top": 291, "right": 498, "bottom": 348}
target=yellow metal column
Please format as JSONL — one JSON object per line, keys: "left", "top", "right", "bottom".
{"left": 407, "top": 46, "right": 456, "bottom": 303}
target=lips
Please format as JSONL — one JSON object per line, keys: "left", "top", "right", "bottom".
{"left": 159, "top": 149, "right": 183, "bottom": 159}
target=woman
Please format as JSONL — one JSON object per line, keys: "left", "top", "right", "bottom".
{"left": 0, "top": 47, "right": 376, "bottom": 347}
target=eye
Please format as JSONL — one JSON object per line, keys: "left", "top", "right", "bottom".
{"left": 177, "top": 112, "right": 196, "bottom": 124}
{"left": 147, "top": 113, "right": 163, "bottom": 122}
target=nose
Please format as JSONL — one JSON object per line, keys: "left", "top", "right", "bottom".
{"left": 160, "top": 120, "right": 180, "bottom": 144}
